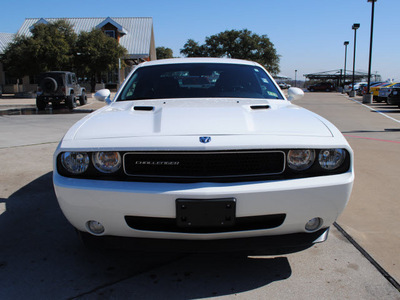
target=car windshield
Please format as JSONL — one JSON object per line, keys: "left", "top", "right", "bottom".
{"left": 117, "top": 63, "right": 284, "bottom": 101}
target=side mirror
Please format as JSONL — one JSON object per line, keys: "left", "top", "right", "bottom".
{"left": 287, "top": 87, "right": 304, "bottom": 101}
{"left": 94, "top": 89, "right": 112, "bottom": 105}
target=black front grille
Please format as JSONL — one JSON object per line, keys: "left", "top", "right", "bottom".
{"left": 123, "top": 151, "right": 285, "bottom": 180}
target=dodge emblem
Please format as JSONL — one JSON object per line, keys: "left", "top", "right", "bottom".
{"left": 199, "top": 136, "right": 211, "bottom": 144}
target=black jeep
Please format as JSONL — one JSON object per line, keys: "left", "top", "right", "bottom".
{"left": 36, "top": 71, "right": 87, "bottom": 110}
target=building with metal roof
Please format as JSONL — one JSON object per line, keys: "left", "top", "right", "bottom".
{"left": 18, "top": 17, "right": 156, "bottom": 62}
{"left": 1, "top": 17, "right": 156, "bottom": 94}
{"left": 0, "top": 33, "right": 15, "bottom": 54}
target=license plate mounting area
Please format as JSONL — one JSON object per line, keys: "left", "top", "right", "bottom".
{"left": 176, "top": 198, "right": 236, "bottom": 228}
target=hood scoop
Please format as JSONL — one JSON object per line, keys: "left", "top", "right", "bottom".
{"left": 250, "top": 105, "right": 270, "bottom": 110}
{"left": 133, "top": 106, "right": 154, "bottom": 111}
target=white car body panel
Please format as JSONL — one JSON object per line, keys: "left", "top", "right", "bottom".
{"left": 53, "top": 58, "right": 354, "bottom": 250}
{"left": 65, "top": 99, "right": 331, "bottom": 141}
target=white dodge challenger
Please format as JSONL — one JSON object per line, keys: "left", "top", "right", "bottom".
{"left": 53, "top": 58, "right": 354, "bottom": 253}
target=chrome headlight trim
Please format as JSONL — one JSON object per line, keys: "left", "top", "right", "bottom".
{"left": 61, "top": 152, "right": 90, "bottom": 175}
{"left": 287, "top": 149, "right": 316, "bottom": 171}
{"left": 92, "top": 151, "right": 122, "bottom": 173}
{"left": 318, "top": 149, "right": 346, "bottom": 170}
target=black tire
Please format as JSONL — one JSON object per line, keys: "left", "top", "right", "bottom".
{"left": 36, "top": 97, "right": 46, "bottom": 110}
{"left": 310, "top": 88, "right": 314, "bottom": 92}
{"left": 79, "top": 91, "right": 87, "bottom": 106}
{"left": 66, "top": 95, "right": 77, "bottom": 110}
{"left": 41, "top": 77, "right": 58, "bottom": 93}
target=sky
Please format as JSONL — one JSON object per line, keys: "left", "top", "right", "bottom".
{"left": 1, "top": 0, "right": 399, "bottom": 81}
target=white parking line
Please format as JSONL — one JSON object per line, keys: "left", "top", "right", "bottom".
{"left": 347, "top": 96, "right": 400, "bottom": 124}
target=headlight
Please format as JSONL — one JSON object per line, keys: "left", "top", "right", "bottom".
{"left": 318, "top": 149, "right": 346, "bottom": 170}
{"left": 92, "top": 151, "right": 122, "bottom": 173}
{"left": 287, "top": 149, "right": 315, "bottom": 171}
{"left": 61, "top": 152, "right": 89, "bottom": 174}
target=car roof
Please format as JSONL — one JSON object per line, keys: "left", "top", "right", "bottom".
{"left": 138, "top": 57, "right": 262, "bottom": 68}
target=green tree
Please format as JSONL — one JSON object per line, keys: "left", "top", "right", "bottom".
{"left": 1, "top": 20, "right": 77, "bottom": 77}
{"left": 180, "top": 39, "right": 207, "bottom": 57}
{"left": 180, "top": 29, "right": 280, "bottom": 75}
{"left": 156, "top": 46, "right": 173, "bottom": 59}
{"left": 1, "top": 21, "right": 128, "bottom": 92}
{"left": 74, "top": 29, "right": 127, "bottom": 92}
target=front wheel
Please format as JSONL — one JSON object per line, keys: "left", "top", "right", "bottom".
{"left": 66, "top": 95, "right": 77, "bottom": 110}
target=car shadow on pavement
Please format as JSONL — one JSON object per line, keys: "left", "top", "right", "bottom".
{"left": 0, "top": 173, "right": 292, "bottom": 299}
{"left": 368, "top": 104, "right": 400, "bottom": 114}
{"left": 86, "top": 254, "right": 292, "bottom": 299}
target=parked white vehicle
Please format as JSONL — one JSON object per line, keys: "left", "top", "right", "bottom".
{"left": 54, "top": 58, "right": 354, "bottom": 254}
{"left": 344, "top": 81, "right": 367, "bottom": 94}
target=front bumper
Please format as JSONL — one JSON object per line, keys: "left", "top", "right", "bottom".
{"left": 54, "top": 171, "right": 353, "bottom": 243}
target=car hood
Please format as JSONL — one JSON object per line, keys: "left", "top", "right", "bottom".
{"left": 65, "top": 99, "right": 333, "bottom": 141}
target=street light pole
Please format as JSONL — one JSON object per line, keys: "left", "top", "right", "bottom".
{"left": 363, "top": 0, "right": 377, "bottom": 104}
{"left": 343, "top": 41, "right": 349, "bottom": 94}
{"left": 350, "top": 23, "right": 360, "bottom": 97}
{"left": 295, "top": 70, "right": 297, "bottom": 87}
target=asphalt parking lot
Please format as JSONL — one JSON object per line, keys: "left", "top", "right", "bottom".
{"left": 0, "top": 93, "right": 399, "bottom": 299}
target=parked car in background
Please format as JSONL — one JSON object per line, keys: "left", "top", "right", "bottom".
{"left": 371, "top": 82, "right": 398, "bottom": 102}
{"left": 378, "top": 83, "right": 400, "bottom": 103}
{"left": 36, "top": 71, "right": 87, "bottom": 110}
{"left": 361, "top": 82, "right": 383, "bottom": 95}
{"left": 357, "top": 83, "right": 368, "bottom": 96}
{"left": 344, "top": 82, "right": 367, "bottom": 95}
{"left": 387, "top": 87, "right": 400, "bottom": 107}
{"left": 277, "top": 82, "right": 291, "bottom": 89}
{"left": 307, "top": 82, "right": 334, "bottom": 92}
{"left": 343, "top": 84, "right": 352, "bottom": 94}
{"left": 53, "top": 58, "right": 354, "bottom": 254}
